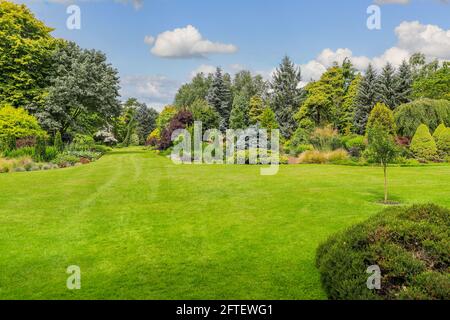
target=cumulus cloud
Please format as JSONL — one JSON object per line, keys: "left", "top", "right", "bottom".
{"left": 294, "top": 21, "right": 450, "bottom": 86}
{"left": 145, "top": 25, "right": 238, "bottom": 59}
{"left": 120, "top": 75, "right": 180, "bottom": 111}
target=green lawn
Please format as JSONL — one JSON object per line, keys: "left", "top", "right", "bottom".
{"left": 0, "top": 148, "right": 449, "bottom": 299}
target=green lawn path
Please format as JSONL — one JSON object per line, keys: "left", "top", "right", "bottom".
{"left": 0, "top": 147, "right": 449, "bottom": 299}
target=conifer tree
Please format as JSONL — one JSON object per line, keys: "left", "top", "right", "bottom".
{"left": 206, "top": 67, "right": 232, "bottom": 131}
{"left": 270, "top": 56, "right": 302, "bottom": 138}
{"left": 248, "top": 96, "right": 265, "bottom": 125}
{"left": 378, "top": 62, "right": 398, "bottom": 109}
{"left": 395, "top": 60, "right": 413, "bottom": 105}
{"left": 354, "top": 64, "right": 379, "bottom": 134}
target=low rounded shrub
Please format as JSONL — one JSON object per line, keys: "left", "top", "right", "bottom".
{"left": 435, "top": 128, "right": 450, "bottom": 156}
{"left": 316, "top": 204, "right": 450, "bottom": 300}
{"left": 344, "top": 135, "right": 367, "bottom": 157}
{"left": 410, "top": 124, "right": 438, "bottom": 161}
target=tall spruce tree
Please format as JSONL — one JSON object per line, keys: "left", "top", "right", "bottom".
{"left": 395, "top": 60, "right": 413, "bottom": 105}
{"left": 206, "top": 67, "right": 232, "bottom": 130}
{"left": 270, "top": 56, "right": 302, "bottom": 138}
{"left": 378, "top": 63, "right": 398, "bottom": 110}
{"left": 354, "top": 64, "right": 379, "bottom": 134}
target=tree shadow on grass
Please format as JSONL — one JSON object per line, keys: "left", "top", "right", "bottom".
{"left": 365, "top": 188, "right": 403, "bottom": 206}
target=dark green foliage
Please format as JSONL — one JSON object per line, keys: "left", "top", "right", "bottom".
{"left": 378, "top": 63, "right": 398, "bottom": 109}
{"left": 188, "top": 99, "right": 220, "bottom": 131}
{"left": 174, "top": 73, "right": 212, "bottom": 109}
{"left": 31, "top": 41, "right": 121, "bottom": 134}
{"left": 206, "top": 67, "right": 232, "bottom": 131}
{"left": 53, "top": 131, "right": 63, "bottom": 152}
{"left": 229, "top": 92, "right": 249, "bottom": 129}
{"left": 343, "top": 135, "right": 367, "bottom": 157}
{"left": 316, "top": 204, "right": 450, "bottom": 300}
{"left": 270, "top": 56, "right": 303, "bottom": 138}
{"left": 135, "top": 103, "right": 158, "bottom": 145}
{"left": 354, "top": 64, "right": 380, "bottom": 134}
{"left": 394, "top": 98, "right": 450, "bottom": 138}
{"left": 33, "top": 136, "right": 46, "bottom": 162}
{"left": 396, "top": 60, "right": 413, "bottom": 105}
{"left": 413, "top": 62, "right": 450, "bottom": 101}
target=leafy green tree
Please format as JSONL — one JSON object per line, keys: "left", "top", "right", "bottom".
{"left": 367, "top": 125, "right": 399, "bottom": 204}
{"left": 297, "top": 81, "right": 334, "bottom": 127}
{"left": 270, "top": 56, "right": 303, "bottom": 138}
{"left": 395, "top": 60, "right": 413, "bottom": 105}
{"left": 409, "top": 53, "right": 426, "bottom": 79}
{"left": 248, "top": 95, "right": 265, "bottom": 125}
{"left": 206, "top": 67, "right": 232, "bottom": 130}
{"left": 174, "top": 73, "right": 212, "bottom": 109}
{"left": 394, "top": 98, "right": 450, "bottom": 137}
{"left": 0, "top": 105, "right": 46, "bottom": 142}
{"left": 232, "top": 70, "right": 267, "bottom": 101}
{"left": 229, "top": 92, "right": 249, "bottom": 129}
{"left": 366, "top": 102, "right": 396, "bottom": 135}
{"left": 354, "top": 64, "right": 379, "bottom": 134}
{"left": 412, "top": 62, "right": 450, "bottom": 101}
{"left": 31, "top": 41, "right": 121, "bottom": 135}
{"left": 156, "top": 105, "right": 177, "bottom": 131}
{"left": 410, "top": 124, "right": 438, "bottom": 161}
{"left": 0, "top": 0, "right": 56, "bottom": 108}
{"left": 188, "top": 99, "right": 220, "bottom": 130}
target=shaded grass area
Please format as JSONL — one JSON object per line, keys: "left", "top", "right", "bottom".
{"left": 0, "top": 148, "right": 449, "bottom": 299}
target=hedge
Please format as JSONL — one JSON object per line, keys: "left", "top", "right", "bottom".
{"left": 316, "top": 204, "right": 449, "bottom": 300}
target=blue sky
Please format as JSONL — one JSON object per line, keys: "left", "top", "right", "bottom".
{"left": 16, "top": 0, "right": 450, "bottom": 109}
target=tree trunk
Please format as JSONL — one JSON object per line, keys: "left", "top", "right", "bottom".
{"left": 383, "top": 163, "right": 388, "bottom": 204}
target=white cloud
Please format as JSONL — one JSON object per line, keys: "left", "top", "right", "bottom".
{"left": 395, "top": 21, "right": 450, "bottom": 60}
{"left": 145, "top": 25, "right": 238, "bottom": 59}
{"left": 143, "top": 35, "right": 155, "bottom": 46}
{"left": 189, "top": 64, "right": 217, "bottom": 78}
{"left": 120, "top": 75, "right": 180, "bottom": 111}
{"left": 293, "top": 21, "right": 450, "bottom": 86}
{"left": 375, "top": 0, "right": 410, "bottom": 4}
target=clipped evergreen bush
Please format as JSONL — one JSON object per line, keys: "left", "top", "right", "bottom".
{"left": 316, "top": 204, "right": 450, "bottom": 300}
{"left": 435, "top": 127, "right": 450, "bottom": 156}
{"left": 410, "top": 124, "right": 438, "bottom": 161}
{"left": 433, "top": 124, "right": 447, "bottom": 139}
